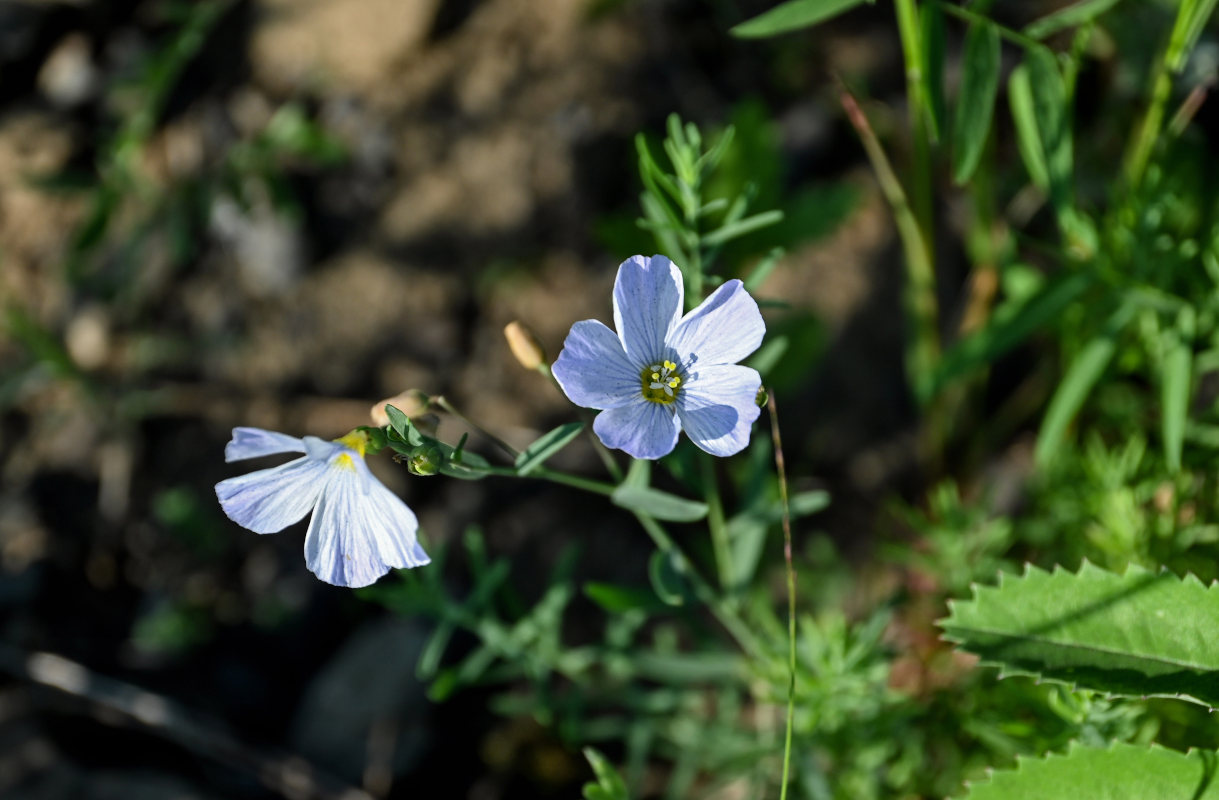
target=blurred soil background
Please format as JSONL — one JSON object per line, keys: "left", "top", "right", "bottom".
{"left": 0, "top": 0, "right": 969, "bottom": 797}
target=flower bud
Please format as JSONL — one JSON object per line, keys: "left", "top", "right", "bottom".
{"left": 407, "top": 444, "right": 445, "bottom": 476}
{"left": 504, "top": 321, "right": 546, "bottom": 370}
{"left": 370, "top": 389, "right": 431, "bottom": 427}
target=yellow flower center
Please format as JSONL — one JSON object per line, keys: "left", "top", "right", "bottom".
{"left": 334, "top": 430, "right": 368, "bottom": 470}
{"left": 641, "top": 360, "right": 683, "bottom": 405}
{"left": 337, "top": 430, "right": 369, "bottom": 457}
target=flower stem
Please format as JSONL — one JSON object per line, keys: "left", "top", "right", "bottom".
{"left": 1123, "top": 0, "right": 1209, "bottom": 189}
{"left": 478, "top": 464, "right": 616, "bottom": 496}
{"left": 838, "top": 84, "right": 939, "bottom": 404}
{"left": 702, "top": 456, "right": 732, "bottom": 590}
{"left": 431, "top": 395, "right": 520, "bottom": 460}
{"left": 767, "top": 390, "right": 797, "bottom": 800}
{"left": 630, "top": 510, "right": 762, "bottom": 658}
{"left": 894, "top": 0, "right": 935, "bottom": 256}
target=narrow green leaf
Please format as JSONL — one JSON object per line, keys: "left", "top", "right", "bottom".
{"left": 583, "top": 748, "right": 630, "bottom": 800}
{"left": 584, "top": 581, "right": 665, "bottom": 613}
{"left": 514, "top": 422, "right": 585, "bottom": 476}
{"left": 1025, "top": 46, "right": 1074, "bottom": 214}
{"left": 933, "top": 271, "right": 1090, "bottom": 395}
{"left": 941, "top": 561, "right": 1219, "bottom": 708}
{"left": 612, "top": 485, "right": 709, "bottom": 522}
{"left": 383, "top": 404, "right": 420, "bottom": 444}
{"left": 1035, "top": 304, "right": 1129, "bottom": 467}
{"left": 633, "top": 651, "right": 744, "bottom": 682}
{"left": 1162, "top": 330, "right": 1192, "bottom": 473}
{"left": 730, "top": 0, "right": 867, "bottom": 39}
{"left": 700, "top": 209, "right": 784, "bottom": 247}
{"left": 744, "top": 248, "right": 784, "bottom": 292}
{"left": 623, "top": 457, "right": 651, "bottom": 488}
{"left": 1175, "top": 0, "right": 1219, "bottom": 73}
{"left": 1023, "top": 0, "right": 1124, "bottom": 40}
{"left": 921, "top": 2, "right": 947, "bottom": 141}
{"left": 727, "top": 490, "right": 829, "bottom": 587}
{"left": 952, "top": 22, "right": 1001, "bottom": 184}
{"left": 726, "top": 513, "right": 768, "bottom": 588}
{"left": 791, "top": 490, "right": 830, "bottom": 516}
{"left": 436, "top": 444, "right": 492, "bottom": 480}
{"left": 1008, "top": 64, "right": 1050, "bottom": 191}
{"left": 648, "top": 550, "right": 690, "bottom": 606}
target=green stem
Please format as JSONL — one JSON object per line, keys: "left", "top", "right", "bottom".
{"left": 543, "top": 367, "right": 624, "bottom": 483}
{"left": 702, "top": 456, "right": 732, "bottom": 590}
{"left": 1124, "top": 0, "right": 1209, "bottom": 188}
{"left": 631, "top": 510, "right": 762, "bottom": 658}
{"left": 478, "top": 464, "right": 616, "bottom": 496}
{"left": 894, "top": 0, "right": 935, "bottom": 261}
{"left": 934, "top": 1, "right": 1043, "bottom": 51}
{"left": 839, "top": 85, "right": 940, "bottom": 404}
{"left": 432, "top": 395, "right": 520, "bottom": 459}
{"left": 767, "top": 391, "right": 797, "bottom": 800}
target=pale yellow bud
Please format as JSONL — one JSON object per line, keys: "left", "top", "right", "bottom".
{"left": 503, "top": 321, "right": 547, "bottom": 370}
{"left": 369, "top": 389, "right": 431, "bottom": 427}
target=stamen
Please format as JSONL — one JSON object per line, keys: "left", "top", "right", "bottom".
{"left": 640, "top": 359, "right": 686, "bottom": 405}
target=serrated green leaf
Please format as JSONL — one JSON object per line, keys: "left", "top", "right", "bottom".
{"left": 612, "top": 485, "right": 709, "bottom": 522}
{"left": 1023, "top": 0, "right": 1124, "bottom": 40}
{"left": 962, "top": 742, "right": 1219, "bottom": 799}
{"left": 952, "top": 22, "right": 1001, "bottom": 184}
{"left": 941, "top": 562, "right": 1219, "bottom": 708}
{"left": 514, "top": 422, "right": 585, "bottom": 476}
{"left": 730, "top": 0, "right": 868, "bottom": 38}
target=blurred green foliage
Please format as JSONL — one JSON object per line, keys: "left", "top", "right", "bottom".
{"left": 12, "top": 0, "right": 1219, "bottom": 797}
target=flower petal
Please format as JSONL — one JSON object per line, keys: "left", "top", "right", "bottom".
{"left": 215, "top": 456, "right": 329, "bottom": 533}
{"left": 667, "top": 279, "right": 764, "bottom": 366}
{"left": 303, "top": 461, "right": 429, "bottom": 588}
{"left": 225, "top": 427, "right": 306, "bottom": 462}
{"left": 612, "top": 255, "right": 684, "bottom": 363}
{"left": 593, "top": 399, "right": 681, "bottom": 460}
{"left": 676, "top": 364, "right": 762, "bottom": 457}
{"left": 552, "top": 319, "right": 640, "bottom": 410}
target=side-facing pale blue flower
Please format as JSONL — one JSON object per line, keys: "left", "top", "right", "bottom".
{"left": 215, "top": 427, "right": 429, "bottom": 588}
{"left": 552, "top": 254, "right": 765, "bottom": 460}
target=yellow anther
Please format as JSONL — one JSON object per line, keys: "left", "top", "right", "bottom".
{"left": 652, "top": 372, "right": 659, "bottom": 380}
{"left": 663, "top": 360, "right": 676, "bottom": 370}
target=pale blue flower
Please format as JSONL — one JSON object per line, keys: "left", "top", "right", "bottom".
{"left": 552, "top": 255, "right": 765, "bottom": 460}
{"left": 215, "top": 427, "right": 429, "bottom": 588}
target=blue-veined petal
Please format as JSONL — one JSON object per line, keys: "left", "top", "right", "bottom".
{"left": 592, "top": 399, "right": 681, "bottom": 460}
{"left": 612, "top": 255, "right": 683, "bottom": 363}
{"left": 215, "top": 455, "right": 330, "bottom": 533}
{"left": 225, "top": 427, "right": 306, "bottom": 462}
{"left": 667, "top": 279, "right": 764, "bottom": 367}
{"left": 303, "top": 459, "right": 429, "bottom": 588}
{"left": 676, "top": 364, "right": 762, "bottom": 457}
{"left": 552, "top": 319, "right": 640, "bottom": 410}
